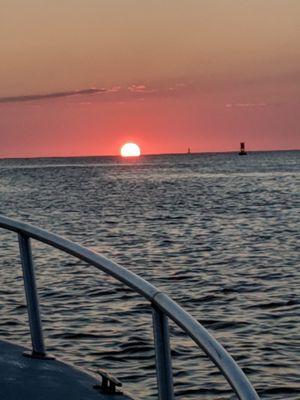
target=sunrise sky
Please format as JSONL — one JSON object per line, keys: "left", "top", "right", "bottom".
{"left": 1, "top": 0, "right": 299, "bottom": 157}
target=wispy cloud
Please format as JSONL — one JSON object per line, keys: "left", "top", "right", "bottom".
{"left": 107, "top": 85, "right": 122, "bottom": 93}
{"left": 0, "top": 80, "right": 196, "bottom": 105}
{"left": 226, "top": 102, "right": 268, "bottom": 108}
{"left": 127, "top": 84, "right": 157, "bottom": 94}
{"left": 0, "top": 88, "right": 104, "bottom": 104}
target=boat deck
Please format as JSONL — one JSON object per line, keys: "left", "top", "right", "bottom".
{"left": 0, "top": 340, "right": 133, "bottom": 400}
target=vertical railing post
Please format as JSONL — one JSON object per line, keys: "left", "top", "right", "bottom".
{"left": 152, "top": 305, "right": 174, "bottom": 400}
{"left": 18, "top": 233, "right": 46, "bottom": 358}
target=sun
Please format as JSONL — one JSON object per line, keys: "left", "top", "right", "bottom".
{"left": 120, "top": 143, "right": 141, "bottom": 157}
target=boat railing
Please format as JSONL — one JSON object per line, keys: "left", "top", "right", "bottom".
{"left": 0, "top": 215, "right": 260, "bottom": 400}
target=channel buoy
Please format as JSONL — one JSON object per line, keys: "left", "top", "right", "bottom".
{"left": 239, "top": 142, "right": 247, "bottom": 155}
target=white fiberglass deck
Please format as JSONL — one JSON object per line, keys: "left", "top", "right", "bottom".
{"left": 0, "top": 340, "right": 133, "bottom": 400}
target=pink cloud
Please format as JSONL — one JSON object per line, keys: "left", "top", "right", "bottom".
{"left": 128, "top": 84, "right": 147, "bottom": 92}
{"left": 226, "top": 102, "right": 268, "bottom": 108}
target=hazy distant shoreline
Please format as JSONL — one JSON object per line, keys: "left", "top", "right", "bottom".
{"left": 0, "top": 148, "right": 299, "bottom": 161}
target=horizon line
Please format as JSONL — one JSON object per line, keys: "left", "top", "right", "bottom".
{"left": 0, "top": 148, "right": 299, "bottom": 161}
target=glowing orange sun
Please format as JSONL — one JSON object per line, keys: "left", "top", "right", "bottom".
{"left": 120, "top": 143, "right": 141, "bottom": 157}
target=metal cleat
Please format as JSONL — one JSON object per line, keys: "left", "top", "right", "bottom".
{"left": 94, "top": 368, "right": 123, "bottom": 395}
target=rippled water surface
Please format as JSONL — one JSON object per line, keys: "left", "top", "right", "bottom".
{"left": 0, "top": 151, "right": 299, "bottom": 399}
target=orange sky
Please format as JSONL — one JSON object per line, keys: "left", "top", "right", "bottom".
{"left": 1, "top": 0, "right": 299, "bottom": 157}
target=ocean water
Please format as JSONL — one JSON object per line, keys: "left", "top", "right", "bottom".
{"left": 0, "top": 151, "right": 299, "bottom": 399}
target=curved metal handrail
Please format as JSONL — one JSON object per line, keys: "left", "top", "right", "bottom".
{"left": 0, "top": 215, "right": 259, "bottom": 400}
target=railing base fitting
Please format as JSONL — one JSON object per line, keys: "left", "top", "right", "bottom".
{"left": 23, "top": 351, "right": 55, "bottom": 360}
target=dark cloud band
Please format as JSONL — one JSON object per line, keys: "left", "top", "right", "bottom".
{"left": 0, "top": 88, "right": 104, "bottom": 103}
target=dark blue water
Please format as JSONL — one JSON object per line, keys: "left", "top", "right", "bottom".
{"left": 0, "top": 151, "right": 299, "bottom": 399}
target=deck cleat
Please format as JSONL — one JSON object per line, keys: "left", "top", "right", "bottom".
{"left": 94, "top": 368, "right": 123, "bottom": 395}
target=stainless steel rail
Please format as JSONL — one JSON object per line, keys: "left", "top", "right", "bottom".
{"left": 0, "top": 215, "right": 260, "bottom": 400}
